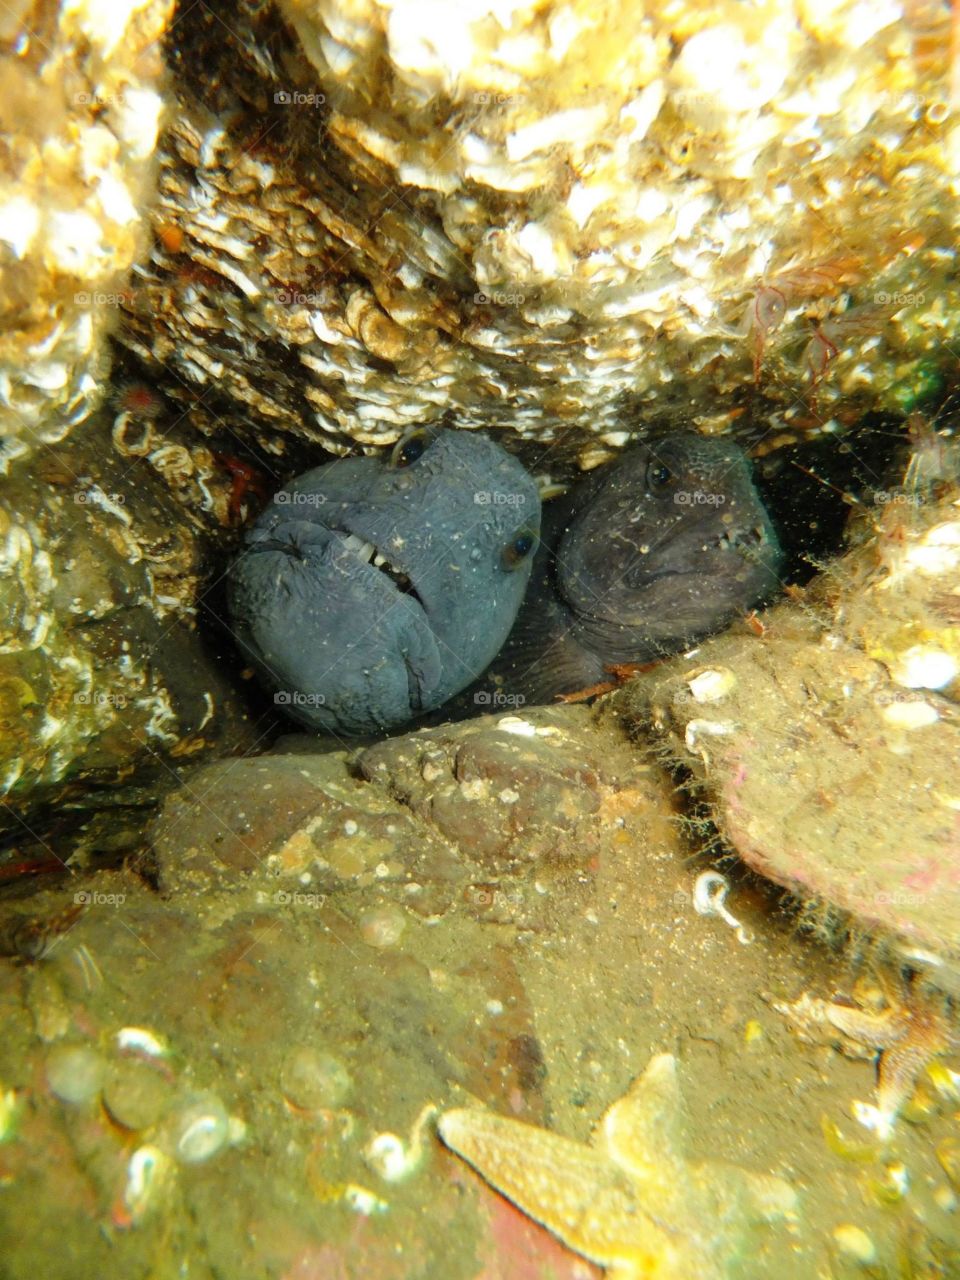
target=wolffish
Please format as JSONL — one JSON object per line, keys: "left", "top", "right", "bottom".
{"left": 486, "top": 432, "right": 782, "bottom": 703}
{"left": 227, "top": 428, "right": 540, "bottom": 736}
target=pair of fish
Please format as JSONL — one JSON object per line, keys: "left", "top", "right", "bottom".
{"left": 227, "top": 428, "right": 782, "bottom": 736}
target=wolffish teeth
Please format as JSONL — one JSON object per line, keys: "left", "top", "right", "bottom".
{"left": 340, "top": 531, "right": 418, "bottom": 599}
{"left": 717, "top": 526, "right": 764, "bottom": 552}
{"left": 341, "top": 534, "right": 376, "bottom": 560}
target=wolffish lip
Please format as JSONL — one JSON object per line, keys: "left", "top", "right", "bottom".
{"left": 625, "top": 566, "right": 686, "bottom": 589}
{"left": 248, "top": 525, "right": 428, "bottom": 611}
{"left": 610, "top": 525, "right": 773, "bottom": 594}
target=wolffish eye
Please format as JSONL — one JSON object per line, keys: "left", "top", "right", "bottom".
{"left": 501, "top": 528, "right": 537, "bottom": 570}
{"left": 390, "top": 428, "right": 431, "bottom": 469}
{"left": 645, "top": 459, "right": 674, "bottom": 493}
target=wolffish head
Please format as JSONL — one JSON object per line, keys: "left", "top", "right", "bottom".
{"left": 227, "top": 428, "right": 540, "bottom": 736}
{"left": 556, "top": 433, "right": 782, "bottom": 659}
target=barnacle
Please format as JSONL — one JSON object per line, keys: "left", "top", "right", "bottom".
{"left": 97, "top": 0, "right": 960, "bottom": 466}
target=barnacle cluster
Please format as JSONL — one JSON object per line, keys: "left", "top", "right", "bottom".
{"left": 113, "top": 0, "right": 958, "bottom": 465}
{"left": 0, "top": 0, "right": 173, "bottom": 470}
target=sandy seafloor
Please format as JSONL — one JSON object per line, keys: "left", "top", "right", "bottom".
{"left": 1, "top": 696, "right": 958, "bottom": 1280}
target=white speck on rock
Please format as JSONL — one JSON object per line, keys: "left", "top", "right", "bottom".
{"left": 684, "top": 719, "right": 736, "bottom": 751}
{"left": 881, "top": 700, "right": 939, "bottom": 729}
{"left": 497, "top": 715, "right": 537, "bottom": 737}
{"left": 891, "top": 645, "right": 958, "bottom": 690}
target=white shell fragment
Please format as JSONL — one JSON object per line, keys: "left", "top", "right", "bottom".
{"left": 693, "top": 871, "right": 754, "bottom": 945}
{"left": 496, "top": 716, "right": 538, "bottom": 737}
{"left": 122, "top": 1145, "right": 171, "bottom": 1225}
{"left": 343, "top": 1184, "right": 389, "bottom": 1215}
{"left": 890, "top": 646, "right": 958, "bottom": 691}
{"left": 686, "top": 668, "right": 737, "bottom": 703}
{"left": 881, "top": 700, "right": 939, "bottom": 730}
{"left": 363, "top": 1103, "right": 438, "bottom": 1182}
{"left": 833, "top": 1224, "right": 877, "bottom": 1264}
{"left": 116, "top": 1027, "right": 170, "bottom": 1059}
{"left": 171, "top": 1093, "right": 232, "bottom": 1164}
{"left": 684, "top": 719, "right": 736, "bottom": 753}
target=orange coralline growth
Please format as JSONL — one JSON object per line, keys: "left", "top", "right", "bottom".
{"left": 554, "top": 662, "right": 657, "bottom": 704}
{"left": 156, "top": 222, "right": 184, "bottom": 254}
{"left": 744, "top": 611, "right": 766, "bottom": 637}
{"left": 555, "top": 680, "right": 617, "bottom": 703}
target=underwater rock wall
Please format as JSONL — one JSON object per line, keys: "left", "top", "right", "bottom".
{"left": 0, "top": 0, "right": 173, "bottom": 471}
{"left": 0, "top": 411, "right": 257, "bottom": 815}
{"left": 117, "top": 0, "right": 958, "bottom": 464}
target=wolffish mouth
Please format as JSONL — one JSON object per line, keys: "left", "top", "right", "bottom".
{"left": 338, "top": 532, "right": 425, "bottom": 606}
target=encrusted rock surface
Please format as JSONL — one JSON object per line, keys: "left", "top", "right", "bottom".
{"left": 0, "top": 0, "right": 173, "bottom": 471}
{"left": 114, "top": 0, "right": 958, "bottom": 465}
{"left": 0, "top": 407, "right": 258, "bottom": 823}
{"left": 357, "top": 705, "right": 654, "bottom": 872}
{"left": 0, "top": 0, "right": 956, "bottom": 814}
{"left": 614, "top": 475, "right": 960, "bottom": 992}
{"left": 152, "top": 705, "right": 665, "bottom": 915}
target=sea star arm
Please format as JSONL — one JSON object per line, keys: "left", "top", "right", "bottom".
{"left": 439, "top": 1106, "right": 675, "bottom": 1271}
{"left": 439, "top": 1054, "right": 798, "bottom": 1280}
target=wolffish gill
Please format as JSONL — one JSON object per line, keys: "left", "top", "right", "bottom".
{"left": 482, "top": 433, "right": 783, "bottom": 704}
{"left": 227, "top": 428, "right": 540, "bottom": 737}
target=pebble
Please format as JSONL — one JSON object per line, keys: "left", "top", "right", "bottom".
{"left": 881, "top": 699, "right": 939, "bottom": 729}
{"left": 45, "top": 1044, "right": 106, "bottom": 1106}
{"left": 103, "top": 1059, "right": 173, "bottom": 1131}
{"left": 832, "top": 1224, "right": 876, "bottom": 1264}
{"left": 359, "top": 905, "right": 406, "bottom": 948}
{"left": 281, "top": 1046, "right": 353, "bottom": 1111}
{"left": 891, "top": 645, "right": 957, "bottom": 691}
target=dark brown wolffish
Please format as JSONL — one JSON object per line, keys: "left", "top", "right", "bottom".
{"left": 482, "top": 433, "right": 783, "bottom": 703}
